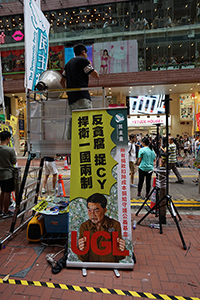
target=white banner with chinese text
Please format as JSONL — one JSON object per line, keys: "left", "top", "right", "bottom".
{"left": 24, "top": 0, "right": 50, "bottom": 90}
{"left": 68, "top": 107, "right": 133, "bottom": 269}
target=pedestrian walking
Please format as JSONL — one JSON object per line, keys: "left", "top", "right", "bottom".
{"left": 161, "top": 137, "right": 184, "bottom": 183}
{"left": 128, "top": 134, "right": 137, "bottom": 188}
{"left": 0, "top": 131, "right": 17, "bottom": 218}
{"left": 42, "top": 157, "right": 58, "bottom": 194}
{"left": 137, "top": 137, "right": 156, "bottom": 197}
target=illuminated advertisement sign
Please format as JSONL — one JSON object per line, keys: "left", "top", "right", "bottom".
{"left": 93, "top": 40, "right": 138, "bottom": 74}
{"left": 129, "top": 95, "right": 165, "bottom": 115}
{"left": 64, "top": 45, "right": 93, "bottom": 66}
{"left": 12, "top": 30, "right": 24, "bottom": 42}
{"left": 0, "top": 32, "right": 5, "bottom": 44}
{"left": 180, "top": 94, "right": 194, "bottom": 121}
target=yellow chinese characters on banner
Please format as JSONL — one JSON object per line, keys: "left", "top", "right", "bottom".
{"left": 70, "top": 109, "right": 117, "bottom": 200}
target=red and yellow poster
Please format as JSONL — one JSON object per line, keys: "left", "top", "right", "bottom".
{"left": 67, "top": 108, "right": 133, "bottom": 269}
{"left": 196, "top": 112, "right": 200, "bottom": 131}
{"left": 0, "top": 123, "right": 15, "bottom": 148}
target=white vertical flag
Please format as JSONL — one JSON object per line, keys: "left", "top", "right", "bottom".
{"left": 34, "top": 0, "right": 41, "bottom": 9}
{"left": 0, "top": 53, "right": 5, "bottom": 114}
{"left": 24, "top": 0, "right": 50, "bottom": 90}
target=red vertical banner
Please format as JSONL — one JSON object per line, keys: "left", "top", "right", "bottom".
{"left": 196, "top": 113, "right": 200, "bottom": 131}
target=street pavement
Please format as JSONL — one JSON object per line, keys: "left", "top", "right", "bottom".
{"left": 16, "top": 156, "right": 200, "bottom": 210}
{"left": 0, "top": 157, "right": 199, "bottom": 299}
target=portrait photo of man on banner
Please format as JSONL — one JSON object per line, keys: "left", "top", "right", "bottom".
{"left": 67, "top": 107, "right": 134, "bottom": 269}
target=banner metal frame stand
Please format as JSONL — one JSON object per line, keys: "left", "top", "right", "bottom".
{"left": 135, "top": 96, "right": 187, "bottom": 250}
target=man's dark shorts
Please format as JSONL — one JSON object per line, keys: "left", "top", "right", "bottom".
{"left": 0, "top": 177, "right": 15, "bottom": 193}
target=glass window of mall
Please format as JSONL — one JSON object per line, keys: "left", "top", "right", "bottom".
{"left": 0, "top": 0, "right": 200, "bottom": 72}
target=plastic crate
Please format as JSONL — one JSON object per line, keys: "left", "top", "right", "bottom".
{"left": 43, "top": 213, "right": 69, "bottom": 233}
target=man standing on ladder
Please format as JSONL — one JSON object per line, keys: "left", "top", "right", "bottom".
{"left": 60, "top": 43, "right": 99, "bottom": 140}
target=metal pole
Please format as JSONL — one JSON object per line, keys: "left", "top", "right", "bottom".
{"left": 165, "top": 95, "right": 170, "bottom": 196}
{"left": 102, "top": 87, "right": 105, "bottom": 108}
{"left": 26, "top": 89, "right": 31, "bottom": 153}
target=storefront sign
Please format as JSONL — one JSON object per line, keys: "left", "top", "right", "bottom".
{"left": 127, "top": 114, "right": 171, "bottom": 127}
{"left": 196, "top": 113, "right": 200, "bottom": 131}
{"left": 67, "top": 108, "right": 133, "bottom": 269}
{"left": 0, "top": 32, "right": 5, "bottom": 44}
{"left": 180, "top": 94, "right": 194, "bottom": 121}
{"left": 129, "top": 95, "right": 165, "bottom": 115}
{"left": 12, "top": 30, "right": 24, "bottom": 42}
{"left": 49, "top": 45, "right": 63, "bottom": 70}
{"left": 0, "top": 124, "right": 15, "bottom": 148}
{"left": 6, "top": 115, "right": 18, "bottom": 136}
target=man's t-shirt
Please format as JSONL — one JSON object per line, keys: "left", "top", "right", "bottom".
{"left": 77, "top": 216, "right": 126, "bottom": 263}
{"left": 128, "top": 141, "right": 136, "bottom": 162}
{"left": 0, "top": 145, "right": 17, "bottom": 180}
{"left": 62, "top": 57, "right": 94, "bottom": 105}
{"left": 168, "top": 143, "right": 177, "bottom": 163}
{"left": 45, "top": 157, "right": 55, "bottom": 162}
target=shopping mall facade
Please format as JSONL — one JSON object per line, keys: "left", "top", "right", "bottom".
{"left": 1, "top": 0, "right": 200, "bottom": 153}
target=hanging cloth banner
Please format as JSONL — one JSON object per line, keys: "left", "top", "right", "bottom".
{"left": 196, "top": 112, "right": 200, "bottom": 131}
{"left": 24, "top": 0, "right": 50, "bottom": 90}
{"left": 67, "top": 107, "right": 134, "bottom": 269}
{"left": 34, "top": 0, "right": 41, "bottom": 9}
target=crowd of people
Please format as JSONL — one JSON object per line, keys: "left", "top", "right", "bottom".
{"left": 128, "top": 132, "right": 200, "bottom": 198}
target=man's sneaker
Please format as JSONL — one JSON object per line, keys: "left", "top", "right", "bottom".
{"left": 175, "top": 180, "right": 184, "bottom": 184}
{"left": 137, "top": 192, "right": 141, "bottom": 197}
{"left": 2, "top": 211, "right": 14, "bottom": 219}
{"left": 51, "top": 188, "right": 56, "bottom": 193}
{"left": 42, "top": 188, "right": 46, "bottom": 194}
{"left": 0, "top": 211, "right": 4, "bottom": 217}
{"left": 130, "top": 184, "right": 138, "bottom": 188}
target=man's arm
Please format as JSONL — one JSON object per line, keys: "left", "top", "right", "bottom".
{"left": 114, "top": 221, "right": 127, "bottom": 261}
{"left": 137, "top": 157, "right": 142, "bottom": 165}
{"left": 11, "top": 149, "right": 17, "bottom": 165}
{"left": 77, "top": 223, "right": 89, "bottom": 262}
{"left": 60, "top": 76, "right": 66, "bottom": 88}
{"left": 90, "top": 70, "right": 99, "bottom": 80}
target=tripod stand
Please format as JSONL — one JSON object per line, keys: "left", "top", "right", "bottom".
{"left": 135, "top": 123, "right": 162, "bottom": 219}
{"left": 136, "top": 96, "right": 187, "bottom": 250}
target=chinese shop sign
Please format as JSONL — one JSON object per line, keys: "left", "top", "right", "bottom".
{"left": 196, "top": 113, "right": 200, "bottom": 131}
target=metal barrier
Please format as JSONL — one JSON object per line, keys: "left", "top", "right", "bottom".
{"left": 0, "top": 86, "right": 106, "bottom": 249}
{"left": 26, "top": 87, "right": 106, "bottom": 157}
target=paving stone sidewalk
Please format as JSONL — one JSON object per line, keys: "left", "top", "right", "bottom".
{"left": 0, "top": 212, "right": 199, "bottom": 300}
